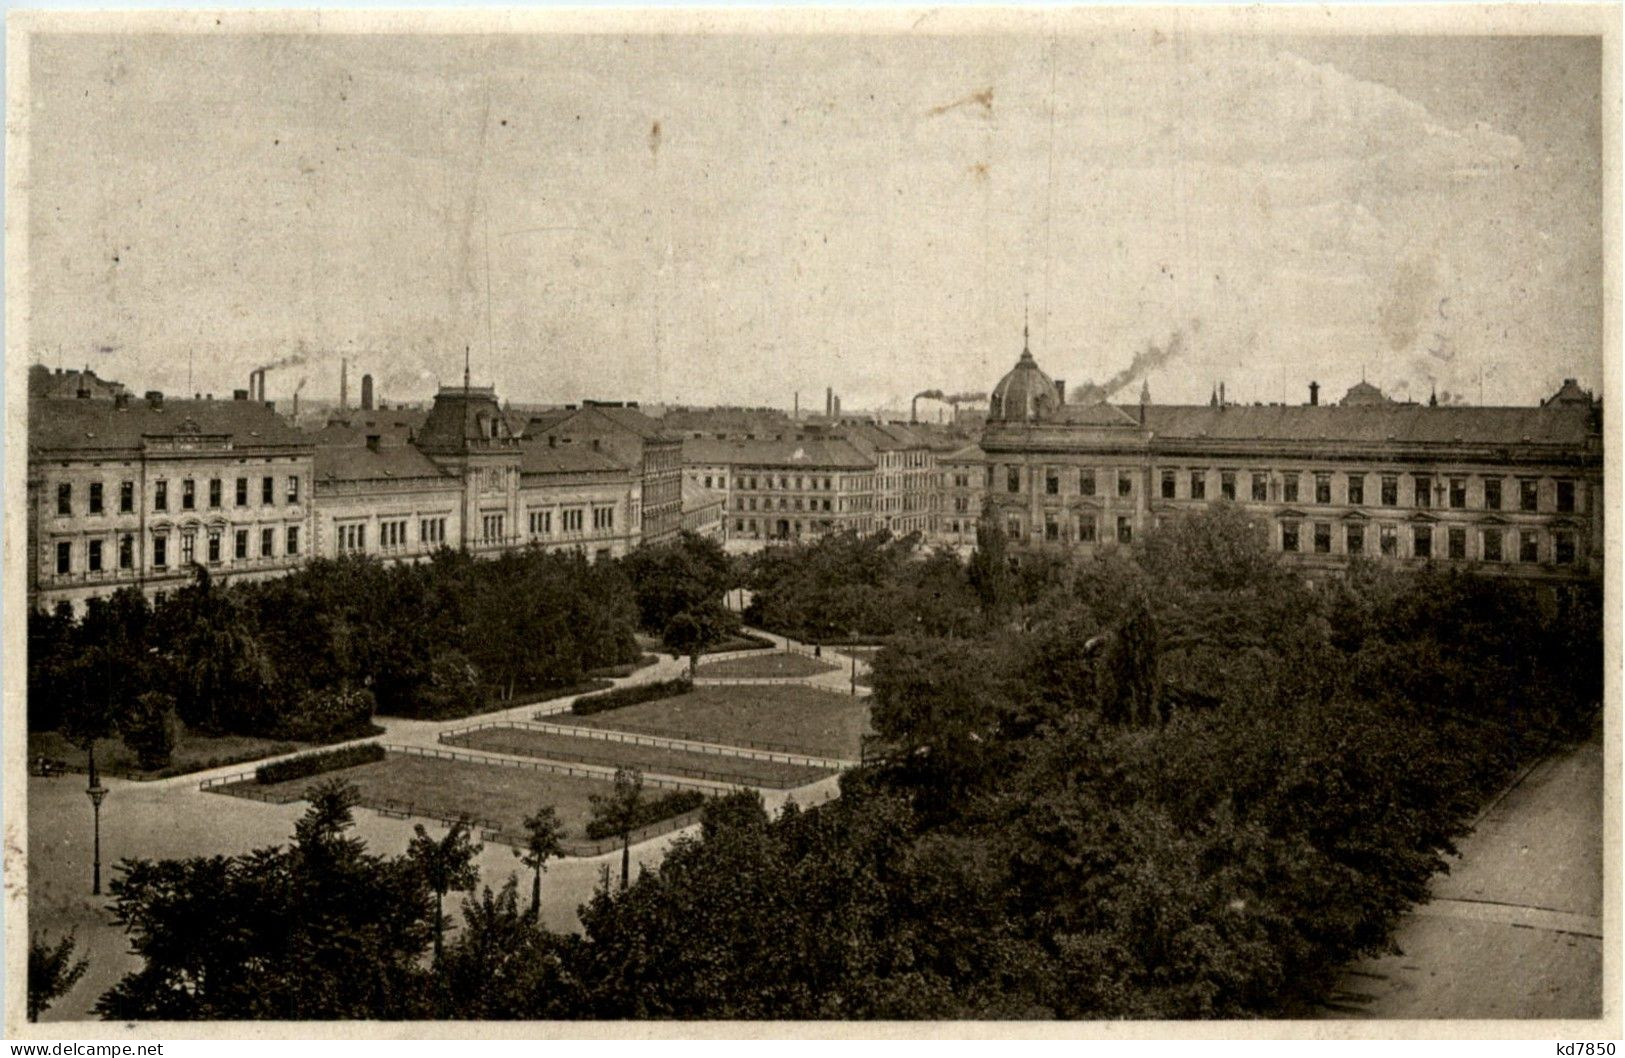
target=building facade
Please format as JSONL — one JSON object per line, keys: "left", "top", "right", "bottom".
{"left": 934, "top": 443, "right": 986, "bottom": 547}
{"left": 683, "top": 436, "right": 878, "bottom": 546}
{"left": 979, "top": 342, "right": 1604, "bottom": 583}
{"left": 523, "top": 404, "right": 681, "bottom": 545}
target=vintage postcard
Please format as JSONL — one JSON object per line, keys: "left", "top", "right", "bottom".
{"left": 4, "top": 5, "right": 1618, "bottom": 1041}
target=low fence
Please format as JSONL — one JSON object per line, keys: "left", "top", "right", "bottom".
{"left": 691, "top": 674, "right": 839, "bottom": 689}
{"left": 385, "top": 741, "right": 740, "bottom": 796}
{"left": 538, "top": 714, "right": 849, "bottom": 761}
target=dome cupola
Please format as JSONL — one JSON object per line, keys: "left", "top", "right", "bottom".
{"left": 988, "top": 326, "right": 1061, "bottom": 423}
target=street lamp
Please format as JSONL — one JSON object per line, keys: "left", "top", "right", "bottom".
{"left": 86, "top": 745, "right": 108, "bottom": 896}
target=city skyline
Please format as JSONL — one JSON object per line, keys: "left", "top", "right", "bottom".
{"left": 23, "top": 29, "right": 1604, "bottom": 412}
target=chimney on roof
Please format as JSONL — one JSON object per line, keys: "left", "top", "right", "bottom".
{"left": 1309, "top": 381, "right": 1320, "bottom": 406}
{"left": 1054, "top": 379, "right": 1066, "bottom": 404}
{"left": 145, "top": 390, "right": 164, "bottom": 410}
{"left": 234, "top": 388, "right": 249, "bottom": 401}
{"left": 366, "top": 434, "right": 381, "bottom": 453}
{"left": 114, "top": 392, "right": 130, "bottom": 410}
{"left": 361, "top": 373, "right": 374, "bottom": 411}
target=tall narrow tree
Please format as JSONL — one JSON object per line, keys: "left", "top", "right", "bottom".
{"left": 589, "top": 768, "right": 647, "bottom": 890}
{"left": 515, "top": 805, "right": 565, "bottom": 922}
{"left": 407, "top": 820, "right": 483, "bottom": 966}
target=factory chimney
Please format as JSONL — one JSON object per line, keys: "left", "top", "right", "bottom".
{"left": 361, "top": 373, "right": 374, "bottom": 411}
{"left": 825, "top": 387, "right": 833, "bottom": 418}
{"left": 1054, "top": 379, "right": 1066, "bottom": 404}
{"left": 340, "top": 358, "right": 349, "bottom": 410}
{"left": 1309, "top": 381, "right": 1320, "bottom": 406}
{"left": 794, "top": 391, "right": 799, "bottom": 420}
{"left": 1219, "top": 382, "right": 1226, "bottom": 408}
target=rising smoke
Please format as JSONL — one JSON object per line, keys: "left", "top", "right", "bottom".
{"left": 1073, "top": 330, "right": 1187, "bottom": 403}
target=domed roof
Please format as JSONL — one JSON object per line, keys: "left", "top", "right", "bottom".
{"left": 1340, "top": 380, "right": 1391, "bottom": 406}
{"left": 989, "top": 337, "right": 1061, "bottom": 423}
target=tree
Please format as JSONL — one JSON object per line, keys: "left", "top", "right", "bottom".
{"left": 514, "top": 805, "right": 566, "bottom": 922}
{"left": 28, "top": 931, "right": 88, "bottom": 1021}
{"left": 589, "top": 768, "right": 648, "bottom": 890}
{"left": 407, "top": 820, "right": 483, "bottom": 966}
{"left": 965, "top": 506, "right": 1011, "bottom": 625}
{"left": 662, "top": 598, "right": 739, "bottom": 674}
{"left": 119, "top": 690, "right": 178, "bottom": 771}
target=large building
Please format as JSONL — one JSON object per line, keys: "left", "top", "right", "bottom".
{"left": 683, "top": 435, "right": 877, "bottom": 547}
{"left": 978, "top": 338, "right": 1604, "bottom": 582}
{"left": 522, "top": 403, "right": 682, "bottom": 545}
{"left": 27, "top": 390, "right": 315, "bottom": 611}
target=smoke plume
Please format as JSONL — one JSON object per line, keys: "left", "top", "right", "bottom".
{"left": 1073, "top": 330, "right": 1186, "bottom": 403}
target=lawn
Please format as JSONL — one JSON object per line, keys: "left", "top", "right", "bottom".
{"left": 217, "top": 752, "right": 625, "bottom": 846}
{"left": 27, "top": 727, "right": 324, "bottom": 781}
{"left": 444, "top": 726, "right": 836, "bottom": 788}
{"left": 556, "top": 684, "right": 871, "bottom": 760}
{"left": 693, "top": 653, "right": 838, "bottom": 680}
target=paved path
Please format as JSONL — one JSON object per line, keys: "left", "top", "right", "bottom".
{"left": 25, "top": 640, "right": 850, "bottom": 1023}
{"left": 1318, "top": 728, "right": 1603, "bottom": 1020}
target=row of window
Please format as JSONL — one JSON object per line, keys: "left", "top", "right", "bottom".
{"left": 735, "top": 495, "right": 836, "bottom": 513}
{"left": 53, "top": 526, "right": 300, "bottom": 575}
{"left": 525, "top": 506, "right": 615, "bottom": 537}
{"left": 1279, "top": 521, "right": 1578, "bottom": 565}
{"left": 731, "top": 474, "right": 850, "bottom": 492}
{"left": 992, "top": 464, "right": 1579, "bottom": 514}
{"left": 54, "top": 475, "right": 302, "bottom": 517}
{"left": 732, "top": 517, "right": 841, "bottom": 537}
{"left": 336, "top": 517, "right": 450, "bottom": 555}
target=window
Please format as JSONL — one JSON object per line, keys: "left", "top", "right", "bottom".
{"left": 286, "top": 526, "right": 299, "bottom": 556}
{"left": 1346, "top": 474, "right": 1364, "bottom": 506}
{"left": 208, "top": 479, "right": 221, "bottom": 509}
{"left": 207, "top": 529, "right": 222, "bottom": 565}
{"left": 1557, "top": 479, "right": 1575, "bottom": 513}
{"left": 593, "top": 507, "right": 614, "bottom": 531}
{"left": 1449, "top": 478, "right": 1466, "bottom": 509}
{"left": 89, "top": 483, "right": 104, "bottom": 514}
{"left": 1380, "top": 475, "right": 1398, "bottom": 507}
{"left": 153, "top": 535, "right": 168, "bottom": 568}
{"left": 1045, "top": 468, "right": 1059, "bottom": 495}
{"left": 235, "top": 529, "right": 249, "bottom": 560}
{"left": 1117, "top": 516, "right": 1132, "bottom": 543}
{"left": 1346, "top": 524, "right": 1364, "bottom": 555}
{"left": 1282, "top": 473, "right": 1299, "bottom": 503}
{"left": 119, "top": 534, "right": 133, "bottom": 570}
{"left": 262, "top": 476, "right": 274, "bottom": 504}
{"left": 88, "top": 540, "right": 102, "bottom": 572}
{"left": 1080, "top": 469, "right": 1096, "bottom": 497}
{"left": 1380, "top": 525, "right": 1398, "bottom": 556}
{"left": 1448, "top": 526, "right": 1466, "bottom": 559}
{"left": 1281, "top": 521, "right": 1299, "bottom": 552}
{"left": 182, "top": 479, "right": 196, "bottom": 510}
{"left": 1483, "top": 478, "right": 1502, "bottom": 510}
{"left": 1482, "top": 529, "right": 1503, "bottom": 562}
{"left": 1007, "top": 467, "right": 1020, "bottom": 493}
{"left": 1519, "top": 479, "right": 1538, "bottom": 512}
{"left": 56, "top": 483, "right": 71, "bottom": 516}
{"left": 119, "top": 481, "right": 134, "bottom": 513}
{"left": 1006, "top": 515, "right": 1022, "bottom": 538}
{"left": 1221, "top": 471, "right": 1236, "bottom": 501}
{"left": 1079, "top": 517, "right": 1097, "bottom": 543}
{"left": 1555, "top": 530, "right": 1575, "bottom": 565}
{"left": 1252, "top": 473, "right": 1268, "bottom": 502}
{"left": 56, "top": 541, "right": 70, "bottom": 574}
{"left": 155, "top": 480, "right": 168, "bottom": 512}
{"left": 563, "top": 508, "right": 584, "bottom": 533}
{"left": 236, "top": 477, "right": 249, "bottom": 506}
{"left": 1314, "top": 474, "right": 1331, "bottom": 505}
{"left": 1045, "top": 512, "right": 1059, "bottom": 541}
{"left": 1188, "top": 471, "right": 1206, "bottom": 499}
{"left": 1519, "top": 530, "right": 1539, "bottom": 563}
{"left": 286, "top": 476, "right": 300, "bottom": 505}
{"left": 1118, "top": 471, "right": 1133, "bottom": 498}
{"left": 530, "top": 510, "right": 552, "bottom": 536}
{"left": 1159, "top": 469, "right": 1175, "bottom": 499}
{"left": 181, "top": 531, "right": 196, "bottom": 565}
{"left": 338, "top": 523, "right": 365, "bottom": 553}
{"left": 1313, "top": 523, "right": 1331, "bottom": 554}
{"left": 482, "top": 514, "right": 505, "bottom": 542}
{"left": 1414, "top": 475, "right": 1432, "bottom": 508}
{"left": 1413, "top": 525, "right": 1431, "bottom": 559}
{"left": 261, "top": 528, "right": 274, "bottom": 557}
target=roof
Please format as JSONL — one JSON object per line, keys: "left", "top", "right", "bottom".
{"left": 989, "top": 348, "right": 1061, "bottom": 423}
{"left": 1118, "top": 403, "right": 1599, "bottom": 447}
{"left": 683, "top": 436, "right": 874, "bottom": 469}
{"left": 30, "top": 396, "right": 310, "bottom": 453}
{"left": 1054, "top": 401, "right": 1142, "bottom": 427}
{"left": 941, "top": 443, "right": 985, "bottom": 464}
{"left": 314, "top": 444, "right": 453, "bottom": 484}
{"left": 519, "top": 442, "right": 633, "bottom": 477}
{"left": 681, "top": 485, "right": 727, "bottom": 511}
{"left": 414, "top": 385, "right": 520, "bottom": 454}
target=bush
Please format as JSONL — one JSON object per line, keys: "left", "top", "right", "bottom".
{"left": 256, "top": 742, "right": 385, "bottom": 785}
{"left": 120, "top": 691, "right": 179, "bottom": 771}
{"left": 587, "top": 655, "right": 660, "bottom": 678}
{"left": 274, "top": 686, "right": 376, "bottom": 742}
{"left": 572, "top": 677, "right": 693, "bottom": 716}
{"left": 585, "top": 789, "right": 708, "bottom": 840}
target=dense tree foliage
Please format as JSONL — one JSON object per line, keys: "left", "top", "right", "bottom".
{"left": 28, "top": 931, "right": 88, "bottom": 1021}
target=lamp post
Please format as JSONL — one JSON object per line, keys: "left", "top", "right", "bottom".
{"left": 86, "top": 744, "right": 108, "bottom": 896}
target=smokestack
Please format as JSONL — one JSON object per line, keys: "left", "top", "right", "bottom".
{"left": 292, "top": 390, "right": 299, "bottom": 420}
{"left": 826, "top": 387, "right": 833, "bottom": 418}
{"left": 340, "top": 358, "right": 349, "bottom": 410}
{"left": 833, "top": 395, "right": 841, "bottom": 417}
{"left": 794, "top": 391, "right": 799, "bottom": 420}
{"left": 1054, "top": 379, "right": 1066, "bottom": 404}
{"left": 1309, "top": 381, "right": 1320, "bottom": 406}
{"left": 361, "top": 373, "right": 374, "bottom": 411}
{"left": 1219, "top": 382, "right": 1226, "bottom": 408}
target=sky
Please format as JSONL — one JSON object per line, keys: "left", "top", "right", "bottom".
{"left": 24, "top": 29, "right": 1604, "bottom": 411}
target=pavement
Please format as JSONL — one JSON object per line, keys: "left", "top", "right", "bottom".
{"left": 25, "top": 627, "right": 864, "bottom": 1023}
{"left": 1318, "top": 727, "right": 1604, "bottom": 1021}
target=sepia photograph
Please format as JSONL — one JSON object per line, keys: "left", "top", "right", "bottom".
{"left": 4, "top": 5, "right": 1616, "bottom": 1038}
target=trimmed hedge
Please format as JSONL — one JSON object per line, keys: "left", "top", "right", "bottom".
{"left": 572, "top": 677, "right": 693, "bottom": 716}
{"left": 701, "top": 632, "right": 775, "bottom": 654}
{"left": 587, "top": 655, "right": 660, "bottom": 679}
{"left": 586, "top": 789, "right": 708, "bottom": 840}
{"left": 256, "top": 742, "right": 385, "bottom": 785}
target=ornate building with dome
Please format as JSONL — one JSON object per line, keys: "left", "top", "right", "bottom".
{"left": 978, "top": 340, "right": 1604, "bottom": 583}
